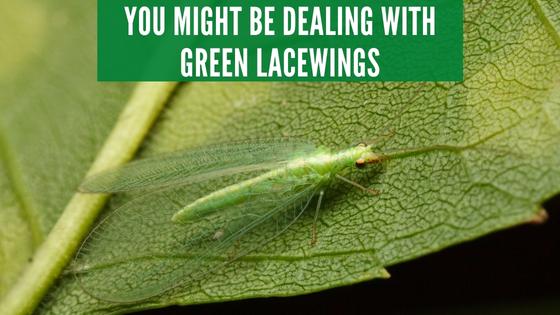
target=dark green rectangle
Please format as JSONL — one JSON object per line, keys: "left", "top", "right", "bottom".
{"left": 98, "top": 0, "right": 463, "bottom": 81}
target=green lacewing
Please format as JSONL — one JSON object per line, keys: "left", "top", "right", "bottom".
{"left": 72, "top": 85, "right": 520, "bottom": 302}
{"left": 73, "top": 139, "right": 393, "bottom": 303}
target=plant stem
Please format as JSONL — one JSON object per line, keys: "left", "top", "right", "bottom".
{"left": 0, "top": 82, "right": 178, "bottom": 315}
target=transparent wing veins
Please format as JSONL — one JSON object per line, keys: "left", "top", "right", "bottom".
{"left": 74, "top": 173, "right": 320, "bottom": 302}
{"left": 80, "top": 140, "right": 316, "bottom": 193}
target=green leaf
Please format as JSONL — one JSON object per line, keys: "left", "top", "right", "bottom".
{"left": 0, "top": 161, "right": 33, "bottom": 295}
{"left": 0, "top": 0, "right": 129, "bottom": 298}
{"left": 0, "top": 0, "right": 559, "bottom": 314}
{"left": 0, "top": 1, "right": 173, "bottom": 314}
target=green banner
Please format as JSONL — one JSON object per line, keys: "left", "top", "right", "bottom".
{"left": 98, "top": 0, "right": 463, "bottom": 81}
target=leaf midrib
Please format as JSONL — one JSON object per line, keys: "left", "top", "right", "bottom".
{"left": 0, "top": 82, "right": 179, "bottom": 315}
{"left": 71, "top": 248, "right": 377, "bottom": 275}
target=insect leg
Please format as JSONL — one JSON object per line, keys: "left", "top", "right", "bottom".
{"left": 310, "top": 190, "right": 324, "bottom": 246}
{"left": 335, "top": 174, "right": 380, "bottom": 196}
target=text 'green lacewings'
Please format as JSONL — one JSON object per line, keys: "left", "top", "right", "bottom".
{"left": 74, "top": 139, "right": 392, "bottom": 303}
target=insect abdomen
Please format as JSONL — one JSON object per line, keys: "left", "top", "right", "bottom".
{"left": 172, "top": 168, "right": 287, "bottom": 223}
{"left": 172, "top": 153, "right": 334, "bottom": 224}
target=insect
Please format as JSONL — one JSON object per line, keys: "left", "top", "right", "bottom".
{"left": 74, "top": 139, "right": 391, "bottom": 303}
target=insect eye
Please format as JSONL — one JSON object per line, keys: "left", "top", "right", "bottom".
{"left": 355, "top": 159, "right": 366, "bottom": 169}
